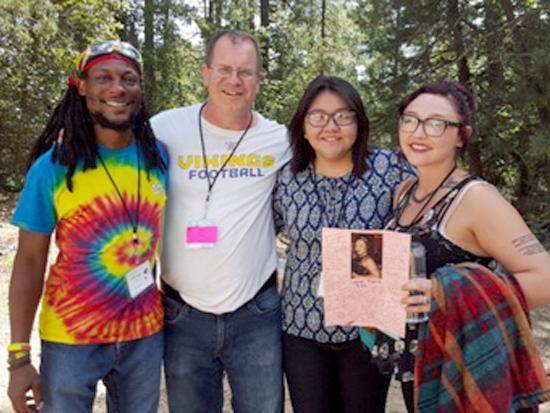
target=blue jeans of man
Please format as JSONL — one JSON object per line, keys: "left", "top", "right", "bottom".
{"left": 163, "top": 283, "right": 283, "bottom": 413}
{"left": 39, "top": 332, "right": 163, "bottom": 413}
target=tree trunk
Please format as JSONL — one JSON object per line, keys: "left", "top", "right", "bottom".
{"left": 260, "top": 0, "right": 269, "bottom": 72}
{"left": 448, "top": 0, "right": 480, "bottom": 175}
{"left": 143, "top": 0, "right": 155, "bottom": 111}
{"left": 509, "top": 150, "right": 530, "bottom": 210}
{"left": 321, "top": 0, "right": 326, "bottom": 39}
{"left": 247, "top": 0, "right": 255, "bottom": 31}
{"left": 320, "top": 0, "right": 326, "bottom": 75}
{"left": 477, "top": 2, "right": 506, "bottom": 184}
{"left": 448, "top": 0, "right": 471, "bottom": 91}
{"left": 215, "top": 0, "right": 223, "bottom": 26}
{"left": 115, "top": 6, "right": 136, "bottom": 44}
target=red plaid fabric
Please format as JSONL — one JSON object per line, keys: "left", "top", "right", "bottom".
{"left": 414, "top": 263, "right": 550, "bottom": 413}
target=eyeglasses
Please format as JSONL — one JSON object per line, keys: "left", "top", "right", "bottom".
{"left": 208, "top": 64, "right": 258, "bottom": 80}
{"left": 399, "top": 114, "right": 462, "bottom": 137}
{"left": 305, "top": 110, "right": 356, "bottom": 128}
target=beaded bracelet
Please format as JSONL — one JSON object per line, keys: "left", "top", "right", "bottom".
{"left": 7, "top": 355, "right": 31, "bottom": 371}
{"left": 8, "top": 351, "right": 31, "bottom": 363}
{"left": 7, "top": 342, "right": 31, "bottom": 367}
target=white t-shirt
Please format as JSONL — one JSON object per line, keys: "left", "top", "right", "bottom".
{"left": 151, "top": 104, "right": 291, "bottom": 313}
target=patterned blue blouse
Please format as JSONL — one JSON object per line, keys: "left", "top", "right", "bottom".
{"left": 273, "top": 148, "right": 412, "bottom": 344}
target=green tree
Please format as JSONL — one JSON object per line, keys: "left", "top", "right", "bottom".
{"left": 352, "top": 0, "right": 549, "bottom": 239}
{"left": 0, "top": 0, "right": 124, "bottom": 191}
{"left": 120, "top": 0, "right": 203, "bottom": 113}
{"left": 3, "top": 0, "right": 547, "bottom": 241}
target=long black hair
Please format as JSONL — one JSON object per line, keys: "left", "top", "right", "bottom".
{"left": 288, "top": 75, "right": 370, "bottom": 176}
{"left": 27, "top": 81, "right": 166, "bottom": 191}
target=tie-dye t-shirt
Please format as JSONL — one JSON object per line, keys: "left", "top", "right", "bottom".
{"left": 12, "top": 141, "right": 168, "bottom": 344}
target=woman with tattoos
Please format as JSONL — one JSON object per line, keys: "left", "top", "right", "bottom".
{"left": 367, "top": 80, "right": 550, "bottom": 412}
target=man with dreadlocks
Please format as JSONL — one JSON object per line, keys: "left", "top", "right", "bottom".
{"left": 7, "top": 40, "right": 168, "bottom": 413}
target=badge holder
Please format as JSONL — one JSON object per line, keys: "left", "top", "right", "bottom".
{"left": 125, "top": 260, "right": 154, "bottom": 299}
{"left": 186, "top": 219, "right": 218, "bottom": 249}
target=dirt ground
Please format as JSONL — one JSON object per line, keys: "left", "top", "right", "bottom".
{"left": 0, "top": 191, "right": 548, "bottom": 412}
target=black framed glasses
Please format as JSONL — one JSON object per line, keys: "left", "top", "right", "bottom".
{"left": 305, "top": 109, "right": 356, "bottom": 128}
{"left": 399, "top": 114, "right": 462, "bottom": 137}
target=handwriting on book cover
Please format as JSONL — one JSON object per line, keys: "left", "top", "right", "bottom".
{"left": 322, "top": 228, "right": 411, "bottom": 338}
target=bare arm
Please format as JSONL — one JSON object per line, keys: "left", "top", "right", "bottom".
{"left": 8, "top": 229, "right": 50, "bottom": 413}
{"left": 466, "top": 184, "right": 550, "bottom": 309}
{"left": 401, "top": 183, "right": 550, "bottom": 313}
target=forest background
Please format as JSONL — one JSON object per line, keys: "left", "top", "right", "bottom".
{"left": 1, "top": 0, "right": 549, "bottom": 242}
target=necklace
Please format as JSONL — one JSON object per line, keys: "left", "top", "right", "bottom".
{"left": 97, "top": 142, "right": 141, "bottom": 246}
{"left": 407, "top": 163, "right": 457, "bottom": 227}
{"left": 411, "top": 187, "right": 435, "bottom": 203}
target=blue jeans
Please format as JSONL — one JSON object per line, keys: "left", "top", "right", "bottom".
{"left": 40, "top": 332, "right": 163, "bottom": 413}
{"left": 163, "top": 284, "right": 283, "bottom": 413}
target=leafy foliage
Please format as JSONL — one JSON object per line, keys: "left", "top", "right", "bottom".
{"left": 0, "top": 0, "right": 124, "bottom": 190}
{"left": 1, "top": 0, "right": 548, "bottom": 241}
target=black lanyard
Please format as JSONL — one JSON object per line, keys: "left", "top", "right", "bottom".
{"left": 311, "top": 167, "right": 354, "bottom": 228}
{"left": 198, "top": 103, "right": 253, "bottom": 212}
{"left": 97, "top": 143, "right": 141, "bottom": 245}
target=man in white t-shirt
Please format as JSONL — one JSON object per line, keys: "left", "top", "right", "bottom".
{"left": 151, "top": 30, "right": 290, "bottom": 413}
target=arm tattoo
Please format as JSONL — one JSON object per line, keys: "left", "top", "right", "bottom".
{"left": 512, "top": 234, "right": 546, "bottom": 256}
{"left": 521, "top": 244, "right": 546, "bottom": 256}
{"left": 512, "top": 234, "right": 536, "bottom": 247}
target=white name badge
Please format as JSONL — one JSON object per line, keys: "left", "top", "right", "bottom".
{"left": 125, "top": 261, "right": 154, "bottom": 299}
{"left": 186, "top": 219, "right": 218, "bottom": 249}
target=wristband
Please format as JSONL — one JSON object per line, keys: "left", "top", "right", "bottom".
{"left": 7, "top": 355, "right": 31, "bottom": 371}
{"left": 8, "top": 352, "right": 28, "bottom": 362}
{"left": 7, "top": 342, "right": 31, "bottom": 353}
{"left": 7, "top": 342, "right": 31, "bottom": 367}
{"left": 8, "top": 350, "right": 31, "bottom": 363}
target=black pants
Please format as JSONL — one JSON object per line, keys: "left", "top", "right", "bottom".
{"left": 283, "top": 333, "right": 391, "bottom": 413}
{"left": 401, "top": 381, "right": 414, "bottom": 413}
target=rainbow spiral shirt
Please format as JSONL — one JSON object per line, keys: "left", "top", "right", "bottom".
{"left": 12, "top": 141, "right": 168, "bottom": 344}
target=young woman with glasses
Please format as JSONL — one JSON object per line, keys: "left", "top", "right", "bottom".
{"left": 272, "top": 76, "right": 412, "bottom": 413}
{"left": 371, "top": 80, "right": 550, "bottom": 412}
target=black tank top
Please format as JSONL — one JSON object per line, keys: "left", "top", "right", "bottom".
{"left": 388, "top": 175, "right": 492, "bottom": 275}
{"left": 371, "top": 176, "right": 494, "bottom": 387}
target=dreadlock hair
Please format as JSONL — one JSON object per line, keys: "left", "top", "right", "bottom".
{"left": 27, "top": 80, "right": 166, "bottom": 192}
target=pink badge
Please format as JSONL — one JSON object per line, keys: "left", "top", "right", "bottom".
{"left": 186, "top": 226, "right": 218, "bottom": 244}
